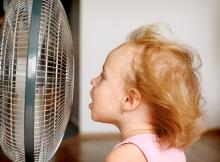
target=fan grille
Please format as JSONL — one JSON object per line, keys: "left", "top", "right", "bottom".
{"left": 34, "top": 0, "right": 73, "bottom": 161}
{"left": 0, "top": 0, "right": 32, "bottom": 161}
{"left": 0, "top": 0, "right": 74, "bottom": 161}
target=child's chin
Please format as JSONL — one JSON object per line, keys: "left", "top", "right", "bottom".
{"left": 91, "top": 114, "right": 109, "bottom": 123}
{"left": 91, "top": 115, "right": 102, "bottom": 122}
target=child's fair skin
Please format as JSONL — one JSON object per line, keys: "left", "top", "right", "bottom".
{"left": 90, "top": 24, "right": 204, "bottom": 162}
{"left": 90, "top": 43, "right": 155, "bottom": 162}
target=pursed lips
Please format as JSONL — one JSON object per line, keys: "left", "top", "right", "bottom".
{"left": 90, "top": 88, "right": 93, "bottom": 99}
{"left": 89, "top": 89, "right": 93, "bottom": 109}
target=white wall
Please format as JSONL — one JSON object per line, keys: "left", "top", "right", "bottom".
{"left": 80, "top": 0, "right": 220, "bottom": 134}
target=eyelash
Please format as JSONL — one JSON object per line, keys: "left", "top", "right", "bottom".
{"left": 100, "top": 72, "right": 105, "bottom": 79}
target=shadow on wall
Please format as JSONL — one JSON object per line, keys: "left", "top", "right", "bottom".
{"left": 61, "top": 0, "right": 80, "bottom": 132}
{"left": 212, "top": 3, "right": 220, "bottom": 126}
{"left": 214, "top": 6, "right": 220, "bottom": 76}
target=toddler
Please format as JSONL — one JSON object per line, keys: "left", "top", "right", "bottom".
{"left": 89, "top": 23, "right": 204, "bottom": 162}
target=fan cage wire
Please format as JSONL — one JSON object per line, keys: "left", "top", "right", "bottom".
{"left": 0, "top": 0, "right": 74, "bottom": 161}
{"left": 34, "top": 0, "right": 73, "bottom": 161}
{"left": 0, "top": 0, "right": 33, "bottom": 161}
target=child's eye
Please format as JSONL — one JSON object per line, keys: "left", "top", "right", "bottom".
{"left": 100, "top": 72, "right": 105, "bottom": 79}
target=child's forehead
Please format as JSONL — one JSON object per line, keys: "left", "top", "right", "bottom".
{"left": 105, "top": 44, "right": 134, "bottom": 65}
{"left": 108, "top": 43, "right": 141, "bottom": 58}
{"left": 103, "top": 43, "right": 141, "bottom": 75}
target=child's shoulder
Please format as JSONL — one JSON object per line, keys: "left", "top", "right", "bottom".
{"left": 105, "top": 143, "right": 147, "bottom": 162}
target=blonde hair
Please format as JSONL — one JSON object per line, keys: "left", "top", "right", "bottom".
{"left": 126, "top": 24, "right": 204, "bottom": 149}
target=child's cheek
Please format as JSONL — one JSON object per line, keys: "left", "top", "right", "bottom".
{"left": 93, "top": 86, "right": 105, "bottom": 104}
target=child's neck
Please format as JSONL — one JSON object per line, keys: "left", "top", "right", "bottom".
{"left": 119, "top": 123, "right": 155, "bottom": 141}
{"left": 118, "top": 101, "right": 155, "bottom": 141}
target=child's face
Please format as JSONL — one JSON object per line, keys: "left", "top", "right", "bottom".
{"left": 90, "top": 43, "right": 136, "bottom": 124}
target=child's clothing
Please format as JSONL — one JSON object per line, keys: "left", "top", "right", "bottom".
{"left": 114, "top": 134, "right": 186, "bottom": 162}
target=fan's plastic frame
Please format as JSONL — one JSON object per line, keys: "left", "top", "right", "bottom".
{"left": 25, "top": 0, "right": 42, "bottom": 161}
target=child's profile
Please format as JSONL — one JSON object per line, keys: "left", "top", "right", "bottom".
{"left": 89, "top": 23, "right": 205, "bottom": 162}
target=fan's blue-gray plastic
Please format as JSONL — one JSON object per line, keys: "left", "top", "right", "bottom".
{"left": 25, "top": 0, "right": 42, "bottom": 161}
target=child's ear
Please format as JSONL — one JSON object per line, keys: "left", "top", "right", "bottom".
{"left": 121, "top": 88, "right": 141, "bottom": 112}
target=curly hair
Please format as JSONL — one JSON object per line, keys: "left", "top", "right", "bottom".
{"left": 126, "top": 23, "right": 204, "bottom": 149}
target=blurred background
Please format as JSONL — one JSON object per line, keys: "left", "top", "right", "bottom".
{"left": 80, "top": 0, "right": 220, "bottom": 134}
{"left": 0, "top": 0, "right": 219, "bottom": 162}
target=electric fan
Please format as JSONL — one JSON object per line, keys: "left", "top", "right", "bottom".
{"left": 0, "top": 0, "right": 74, "bottom": 161}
